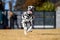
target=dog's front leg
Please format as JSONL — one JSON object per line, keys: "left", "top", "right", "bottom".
{"left": 22, "top": 22, "right": 27, "bottom": 35}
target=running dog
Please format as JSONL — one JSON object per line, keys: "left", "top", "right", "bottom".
{"left": 21, "top": 6, "right": 34, "bottom": 35}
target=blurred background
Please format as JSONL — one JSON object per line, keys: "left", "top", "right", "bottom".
{"left": 0, "top": 0, "right": 60, "bottom": 29}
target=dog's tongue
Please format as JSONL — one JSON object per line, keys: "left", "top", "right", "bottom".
{"left": 27, "top": 11, "right": 32, "bottom": 14}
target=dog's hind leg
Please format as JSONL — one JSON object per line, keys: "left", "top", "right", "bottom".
{"left": 27, "top": 22, "right": 32, "bottom": 32}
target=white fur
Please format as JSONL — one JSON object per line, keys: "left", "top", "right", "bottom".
{"left": 21, "top": 11, "right": 33, "bottom": 35}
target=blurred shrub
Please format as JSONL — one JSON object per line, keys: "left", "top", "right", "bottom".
{"left": 36, "top": 1, "right": 55, "bottom": 11}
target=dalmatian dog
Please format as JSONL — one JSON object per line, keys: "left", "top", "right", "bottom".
{"left": 21, "top": 6, "right": 34, "bottom": 35}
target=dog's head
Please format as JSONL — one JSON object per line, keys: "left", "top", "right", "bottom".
{"left": 28, "top": 6, "right": 35, "bottom": 11}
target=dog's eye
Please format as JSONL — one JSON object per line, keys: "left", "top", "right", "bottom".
{"left": 29, "top": 7, "right": 31, "bottom": 8}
